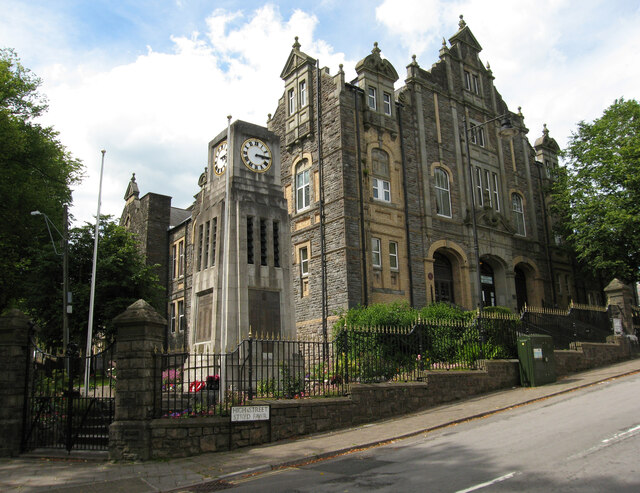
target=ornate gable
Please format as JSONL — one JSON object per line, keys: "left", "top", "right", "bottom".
{"left": 280, "top": 37, "right": 317, "bottom": 80}
{"left": 355, "top": 42, "right": 399, "bottom": 83}
{"left": 124, "top": 173, "right": 140, "bottom": 201}
{"left": 448, "top": 15, "right": 483, "bottom": 54}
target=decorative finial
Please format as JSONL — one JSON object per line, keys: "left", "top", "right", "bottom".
{"left": 372, "top": 41, "right": 381, "bottom": 55}
{"left": 543, "top": 123, "right": 549, "bottom": 135}
{"left": 412, "top": 54, "right": 417, "bottom": 62}
{"left": 518, "top": 106, "right": 523, "bottom": 117}
{"left": 442, "top": 38, "right": 447, "bottom": 47}
{"left": 293, "top": 36, "right": 301, "bottom": 50}
{"left": 410, "top": 54, "right": 419, "bottom": 67}
{"left": 339, "top": 63, "right": 344, "bottom": 74}
{"left": 459, "top": 14, "right": 466, "bottom": 29}
{"left": 131, "top": 173, "right": 136, "bottom": 182}
{"left": 267, "top": 113, "right": 271, "bottom": 122}
{"left": 486, "top": 61, "right": 491, "bottom": 69}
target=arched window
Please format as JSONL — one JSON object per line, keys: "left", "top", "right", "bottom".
{"left": 434, "top": 168, "right": 452, "bottom": 217}
{"left": 295, "top": 160, "right": 311, "bottom": 212}
{"left": 512, "top": 193, "right": 526, "bottom": 236}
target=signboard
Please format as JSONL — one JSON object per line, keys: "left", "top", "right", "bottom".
{"left": 533, "top": 348, "right": 543, "bottom": 359}
{"left": 231, "top": 405, "right": 270, "bottom": 422}
{"left": 613, "top": 318, "right": 623, "bottom": 335}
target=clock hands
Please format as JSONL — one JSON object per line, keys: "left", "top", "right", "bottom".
{"left": 255, "top": 153, "right": 270, "bottom": 160}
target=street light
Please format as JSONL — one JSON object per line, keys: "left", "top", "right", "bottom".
{"left": 462, "top": 113, "right": 518, "bottom": 311}
{"left": 31, "top": 206, "right": 71, "bottom": 356}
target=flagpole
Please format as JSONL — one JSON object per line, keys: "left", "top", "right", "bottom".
{"left": 84, "top": 149, "right": 106, "bottom": 395}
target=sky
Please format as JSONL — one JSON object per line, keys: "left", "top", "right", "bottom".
{"left": 2, "top": 0, "right": 639, "bottom": 226}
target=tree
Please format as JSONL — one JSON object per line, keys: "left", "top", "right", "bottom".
{"left": 552, "top": 98, "right": 640, "bottom": 283}
{"left": 22, "top": 217, "right": 163, "bottom": 346}
{"left": 0, "top": 48, "right": 83, "bottom": 311}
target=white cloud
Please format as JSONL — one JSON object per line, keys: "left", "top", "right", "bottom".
{"left": 34, "top": 5, "right": 350, "bottom": 225}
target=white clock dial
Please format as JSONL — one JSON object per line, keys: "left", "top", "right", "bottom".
{"left": 213, "top": 140, "right": 228, "bottom": 176}
{"left": 241, "top": 138, "right": 272, "bottom": 172}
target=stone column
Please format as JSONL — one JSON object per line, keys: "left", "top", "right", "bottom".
{"left": 605, "top": 279, "right": 634, "bottom": 336}
{"left": 0, "top": 310, "right": 31, "bottom": 457}
{"left": 109, "top": 299, "right": 165, "bottom": 461}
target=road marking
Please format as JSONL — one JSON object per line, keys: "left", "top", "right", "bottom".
{"left": 568, "top": 423, "right": 640, "bottom": 460}
{"left": 455, "top": 472, "right": 517, "bottom": 493}
{"left": 601, "top": 424, "right": 640, "bottom": 444}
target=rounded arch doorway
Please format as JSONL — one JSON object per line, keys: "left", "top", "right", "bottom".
{"left": 480, "top": 261, "right": 496, "bottom": 307}
{"left": 514, "top": 265, "right": 528, "bottom": 311}
{"left": 433, "top": 252, "right": 455, "bottom": 304}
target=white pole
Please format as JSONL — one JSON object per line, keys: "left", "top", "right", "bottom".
{"left": 84, "top": 149, "right": 106, "bottom": 395}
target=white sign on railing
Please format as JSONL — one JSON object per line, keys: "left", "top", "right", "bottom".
{"left": 231, "top": 405, "right": 270, "bottom": 422}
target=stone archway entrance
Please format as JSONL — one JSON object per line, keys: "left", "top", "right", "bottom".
{"left": 514, "top": 265, "right": 528, "bottom": 311}
{"left": 480, "top": 261, "right": 496, "bottom": 307}
{"left": 434, "top": 252, "right": 455, "bottom": 304}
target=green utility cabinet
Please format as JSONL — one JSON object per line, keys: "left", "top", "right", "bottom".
{"left": 517, "top": 334, "right": 556, "bottom": 387}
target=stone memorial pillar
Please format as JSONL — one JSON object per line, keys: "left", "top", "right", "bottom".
{"left": 109, "top": 299, "right": 165, "bottom": 460}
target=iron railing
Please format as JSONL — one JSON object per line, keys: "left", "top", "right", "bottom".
{"left": 22, "top": 341, "right": 116, "bottom": 452}
{"left": 156, "top": 314, "right": 522, "bottom": 418}
{"left": 520, "top": 303, "right": 612, "bottom": 349}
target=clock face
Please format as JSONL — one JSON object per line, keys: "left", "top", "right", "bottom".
{"left": 241, "top": 138, "right": 272, "bottom": 173}
{"left": 213, "top": 140, "right": 228, "bottom": 176}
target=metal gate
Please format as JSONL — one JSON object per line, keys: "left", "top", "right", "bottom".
{"left": 22, "top": 340, "right": 115, "bottom": 453}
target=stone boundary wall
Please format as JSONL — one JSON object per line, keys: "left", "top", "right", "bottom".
{"left": 554, "top": 335, "right": 636, "bottom": 376}
{"left": 147, "top": 360, "right": 519, "bottom": 459}
{"left": 145, "top": 337, "right": 637, "bottom": 460}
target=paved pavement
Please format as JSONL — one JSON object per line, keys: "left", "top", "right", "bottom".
{"left": 2, "top": 358, "right": 639, "bottom": 493}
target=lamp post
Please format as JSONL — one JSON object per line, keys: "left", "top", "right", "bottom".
{"left": 462, "top": 114, "right": 518, "bottom": 310}
{"left": 31, "top": 206, "right": 70, "bottom": 356}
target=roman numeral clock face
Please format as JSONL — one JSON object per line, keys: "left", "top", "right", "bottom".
{"left": 241, "top": 138, "right": 272, "bottom": 173}
{"left": 213, "top": 140, "right": 228, "bottom": 175}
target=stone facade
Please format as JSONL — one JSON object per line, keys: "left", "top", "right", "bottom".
{"left": 267, "top": 18, "right": 604, "bottom": 338}
{"left": 122, "top": 17, "right": 604, "bottom": 343}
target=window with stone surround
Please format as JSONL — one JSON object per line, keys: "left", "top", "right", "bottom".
{"left": 389, "top": 241, "right": 398, "bottom": 270}
{"left": 371, "top": 149, "right": 391, "bottom": 203}
{"left": 434, "top": 167, "right": 452, "bottom": 217}
{"left": 470, "top": 123, "right": 485, "bottom": 147}
{"left": 492, "top": 173, "right": 500, "bottom": 211}
{"left": 372, "top": 237, "right": 381, "bottom": 268}
{"left": 288, "top": 88, "right": 296, "bottom": 115}
{"left": 296, "top": 242, "right": 310, "bottom": 297}
{"left": 474, "top": 167, "right": 484, "bottom": 207}
{"left": 383, "top": 92, "right": 392, "bottom": 116}
{"left": 512, "top": 193, "right": 526, "bottom": 236}
{"left": 368, "top": 86, "right": 377, "bottom": 110}
{"left": 299, "top": 80, "right": 307, "bottom": 107}
{"left": 296, "top": 160, "right": 311, "bottom": 212}
{"left": 464, "top": 70, "right": 480, "bottom": 95}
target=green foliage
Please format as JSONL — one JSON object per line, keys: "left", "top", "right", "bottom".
{"left": 0, "top": 48, "right": 83, "bottom": 311}
{"left": 333, "top": 301, "right": 419, "bottom": 329}
{"left": 420, "top": 302, "right": 471, "bottom": 321}
{"left": 21, "top": 217, "right": 163, "bottom": 346}
{"left": 552, "top": 98, "right": 640, "bottom": 283}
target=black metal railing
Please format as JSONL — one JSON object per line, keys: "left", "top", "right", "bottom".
{"left": 22, "top": 340, "right": 116, "bottom": 452}
{"left": 520, "top": 304, "right": 612, "bottom": 349}
{"left": 156, "top": 314, "right": 522, "bottom": 418}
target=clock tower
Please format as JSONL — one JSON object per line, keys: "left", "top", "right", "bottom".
{"left": 191, "top": 120, "right": 295, "bottom": 353}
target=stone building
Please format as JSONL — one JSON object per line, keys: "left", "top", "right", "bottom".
{"left": 122, "top": 16, "right": 603, "bottom": 347}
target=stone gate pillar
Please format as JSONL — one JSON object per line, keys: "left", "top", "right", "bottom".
{"left": 604, "top": 279, "right": 634, "bottom": 336}
{"left": 0, "top": 310, "right": 31, "bottom": 457}
{"left": 109, "top": 299, "right": 165, "bottom": 460}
